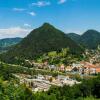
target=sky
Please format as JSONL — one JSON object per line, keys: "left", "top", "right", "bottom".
{"left": 0, "top": 0, "right": 100, "bottom": 38}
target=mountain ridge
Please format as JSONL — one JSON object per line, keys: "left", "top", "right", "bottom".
{"left": 0, "top": 37, "right": 22, "bottom": 52}
{"left": 67, "top": 29, "right": 100, "bottom": 49}
{"left": 1, "top": 23, "right": 83, "bottom": 63}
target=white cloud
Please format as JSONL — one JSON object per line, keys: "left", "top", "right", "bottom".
{"left": 24, "top": 24, "right": 31, "bottom": 27}
{"left": 32, "top": 1, "right": 51, "bottom": 7}
{"left": 58, "top": 0, "right": 67, "bottom": 4}
{"left": 0, "top": 27, "right": 32, "bottom": 39}
{"left": 28, "top": 12, "right": 36, "bottom": 16}
{"left": 13, "top": 8, "right": 26, "bottom": 12}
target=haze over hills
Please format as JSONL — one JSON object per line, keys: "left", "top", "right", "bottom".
{"left": 67, "top": 29, "right": 100, "bottom": 49}
{"left": 1, "top": 23, "right": 83, "bottom": 63}
{"left": 0, "top": 37, "right": 22, "bottom": 47}
{"left": 67, "top": 33, "right": 81, "bottom": 44}
{"left": 0, "top": 37, "right": 22, "bottom": 52}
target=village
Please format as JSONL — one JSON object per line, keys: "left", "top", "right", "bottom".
{"left": 12, "top": 48, "right": 100, "bottom": 92}
{"left": 25, "top": 48, "right": 100, "bottom": 75}
{"left": 13, "top": 73, "right": 81, "bottom": 92}
{"left": 13, "top": 59, "right": 100, "bottom": 92}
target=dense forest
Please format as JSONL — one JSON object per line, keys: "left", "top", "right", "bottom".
{"left": 67, "top": 30, "right": 100, "bottom": 49}
{"left": 0, "top": 37, "right": 22, "bottom": 52}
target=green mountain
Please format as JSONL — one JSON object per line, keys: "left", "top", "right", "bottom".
{"left": 67, "top": 33, "right": 81, "bottom": 43}
{"left": 1, "top": 23, "right": 82, "bottom": 63}
{"left": 67, "top": 30, "right": 100, "bottom": 49}
{"left": 0, "top": 37, "right": 22, "bottom": 52}
{"left": 80, "top": 30, "right": 100, "bottom": 49}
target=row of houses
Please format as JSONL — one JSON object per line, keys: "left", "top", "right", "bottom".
{"left": 66, "top": 62, "right": 100, "bottom": 75}
{"left": 80, "top": 62, "right": 100, "bottom": 75}
{"left": 44, "top": 62, "right": 100, "bottom": 75}
{"left": 25, "top": 57, "right": 100, "bottom": 75}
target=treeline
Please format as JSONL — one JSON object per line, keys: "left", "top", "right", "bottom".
{"left": 0, "top": 62, "right": 32, "bottom": 80}
{"left": 0, "top": 62, "right": 100, "bottom": 100}
{"left": 32, "top": 75, "right": 100, "bottom": 100}
{"left": 36, "top": 48, "right": 84, "bottom": 65}
{"left": 0, "top": 47, "right": 84, "bottom": 68}
{"left": 0, "top": 74, "right": 100, "bottom": 100}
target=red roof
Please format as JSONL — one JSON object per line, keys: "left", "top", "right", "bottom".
{"left": 84, "top": 63, "right": 96, "bottom": 68}
{"left": 96, "top": 67, "right": 100, "bottom": 73}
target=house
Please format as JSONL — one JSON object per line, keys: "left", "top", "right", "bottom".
{"left": 95, "top": 67, "right": 100, "bottom": 74}
{"left": 79, "top": 67, "right": 84, "bottom": 74}
{"left": 83, "top": 62, "right": 97, "bottom": 75}
{"left": 48, "top": 65, "right": 56, "bottom": 70}
{"left": 59, "top": 64, "right": 65, "bottom": 71}
{"left": 43, "top": 61, "right": 48, "bottom": 66}
{"left": 72, "top": 62, "right": 84, "bottom": 69}
{"left": 56, "top": 75, "right": 80, "bottom": 86}
{"left": 57, "top": 75, "right": 69, "bottom": 82}
{"left": 65, "top": 66, "right": 72, "bottom": 72}
{"left": 37, "top": 74, "right": 45, "bottom": 80}
{"left": 45, "top": 75, "right": 53, "bottom": 80}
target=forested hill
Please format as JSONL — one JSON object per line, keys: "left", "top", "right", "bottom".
{"left": 67, "top": 30, "right": 100, "bottom": 49}
{"left": 67, "top": 33, "right": 81, "bottom": 44}
{"left": 0, "top": 37, "right": 22, "bottom": 47}
{"left": 0, "top": 37, "right": 22, "bottom": 52}
{"left": 80, "top": 30, "right": 100, "bottom": 49}
{"left": 1, "top": 23, "right": 83, "bottom": 63}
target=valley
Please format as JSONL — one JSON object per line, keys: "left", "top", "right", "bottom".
{"left": 0, "top": 23, "right": 99, "bottom": 100}
{"left": 1, "top": 0, "right": 100, "bottom": 99}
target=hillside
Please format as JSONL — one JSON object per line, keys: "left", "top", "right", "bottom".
{"left": 80, "top": 30, "right": 100, "bottom": 49}
{"left": 67, "top": 30, "right": 100, "bottom": 49}
{"left": 0, "top": 37, "right": 22, "bottom": 52}
{"left": 1, "top": 23, "right": 83, "bottom": 63}
{"left": 67, "top": 33, "right": 81, "bottom": 43}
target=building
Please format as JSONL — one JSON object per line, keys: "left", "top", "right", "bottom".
{"left": 95, "top": 67, "right": 100, "bottom": 74}
{"left": 65, "top": 66, "right": 72, "bottom": 72}
{"left": 59, "top": 64, "right": 65, "bottom": 71}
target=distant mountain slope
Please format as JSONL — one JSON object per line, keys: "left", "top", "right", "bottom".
{"left": 0, "top": 37, "right": 22, "bottom": 47}
{"left": 67, "top": 30, "right": 100, "bottom": 49}
{"left": 67, "top": 33, "right": 81, "bottom": 43}
{"left": 1, "top": 23, "right": 83, "bottom": 63}
{"left": 0, "top": 37, "right": 22, "bottom": 52}
{"left": 80, "top": 30, "right": 100, "bottom": 49}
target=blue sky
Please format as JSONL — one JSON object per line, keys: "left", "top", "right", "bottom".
{"left": 0, "top": 0, "right": 100, "bottom": 38}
